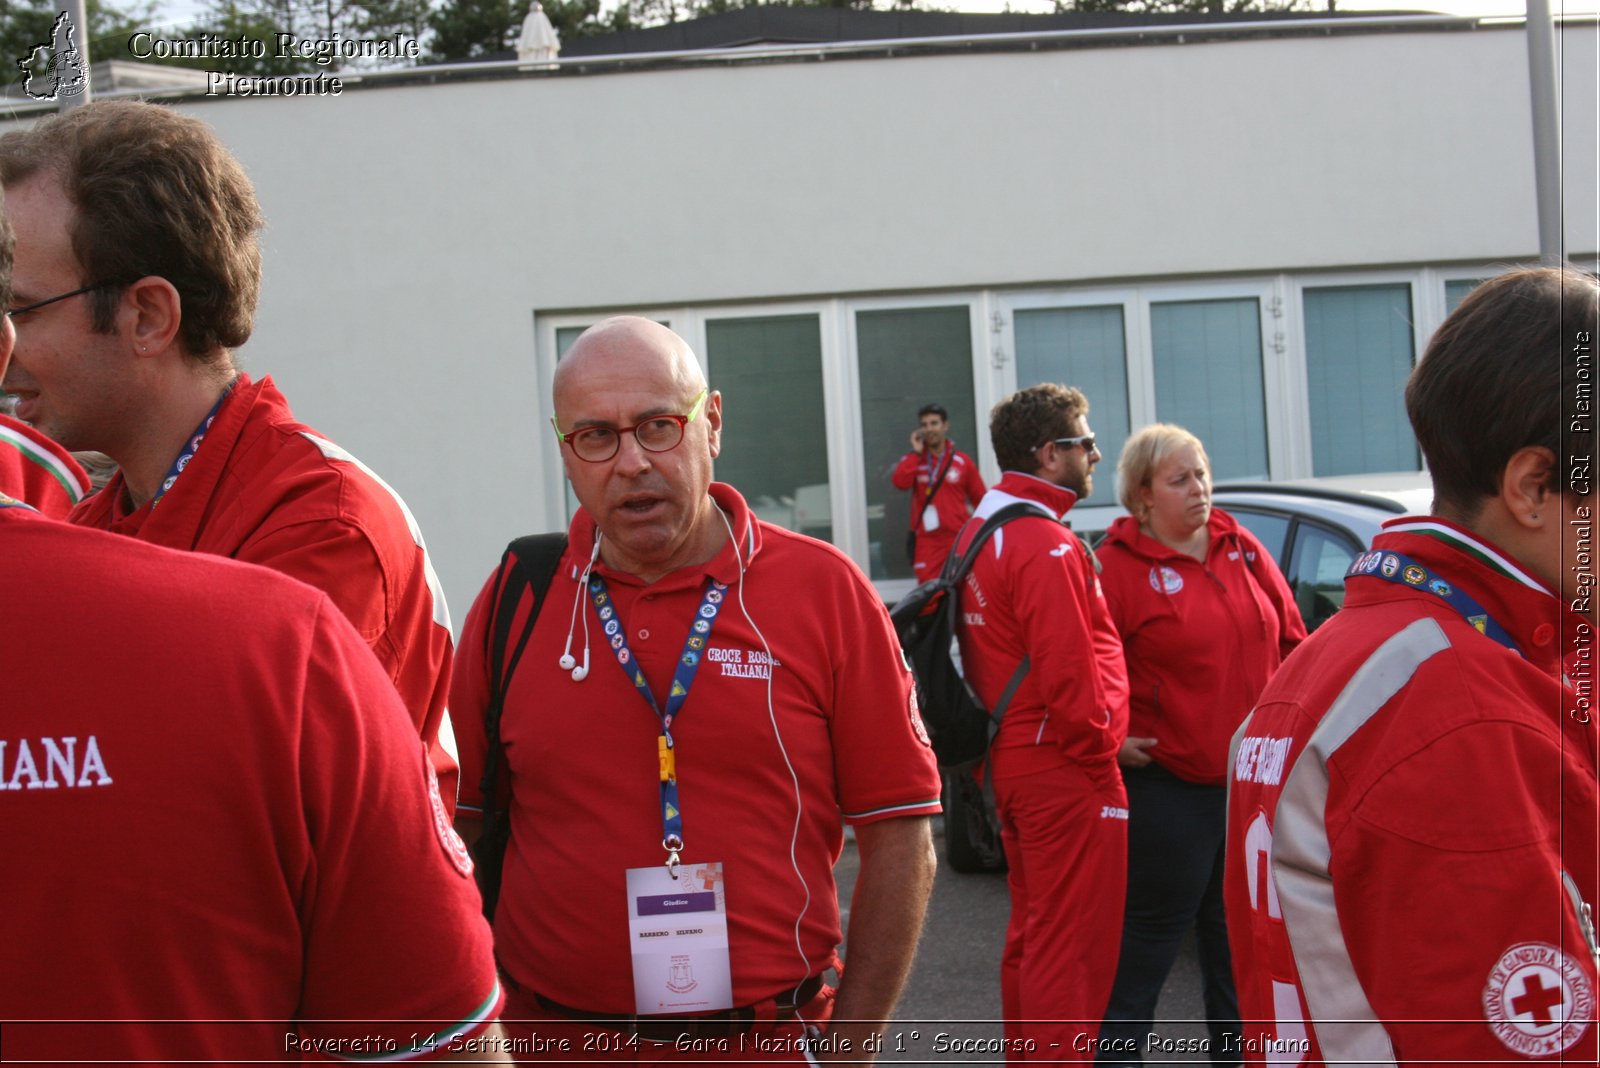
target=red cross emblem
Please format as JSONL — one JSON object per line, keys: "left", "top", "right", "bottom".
{"left": 1483, "top": 942, "right": 1593, "bottom": 1057}
{"left": 1511, "top": 971, "right": 1568, "bottom": 1025}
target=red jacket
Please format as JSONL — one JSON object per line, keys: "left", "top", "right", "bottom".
{"left": 954, "top": 471, "right": 1129, "bottom": 775}
{"left": 1096, "top": 509, "right": 1305, "bottom": 785}
{"left": 892, "top": 443, "right": 985, "bottom": 538}
{"left": 1225, "top": 518, "right": 1597, "bottom": 1064}
{"left": 70, "top": 375, "right": 456, "bottom": 800}
{"left": 0, "top": 413, "right": 90, "bottom": 519}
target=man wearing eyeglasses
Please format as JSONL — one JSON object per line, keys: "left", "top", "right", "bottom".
{"left": 0, "top": 101, "right": 457, "bottom": 802}
{"left": 952, "top": 383, "right": 1131, "bottom": 1060}
{"left": 892, "top": 402, "right": 985, "bottom": 582}
{"left": 450, "top": 316, "right": 942, "bottom": 1061}
{"left": 0, "top": 161, "right": 509, "bottom": 1065}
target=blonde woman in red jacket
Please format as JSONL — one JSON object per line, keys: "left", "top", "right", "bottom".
{"left": 1093, "top": 425, "right": 1306, "bottom": 1065}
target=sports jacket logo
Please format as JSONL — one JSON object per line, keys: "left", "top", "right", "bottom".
{"left": 1483, "top": 942, "right": 1594, "bottom": 1056}
{"left": 17, "top": 11, "right": 89, "bottom": 102}
{"left": 1149, "top": 565, "right": 1184, "bottom": 595}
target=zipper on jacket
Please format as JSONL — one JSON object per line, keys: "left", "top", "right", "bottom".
{"left": 1564, "top": 870, "right": 1599, "bottom": 965}
{"left": 1210, "top": 559, "right": 1268, "bottom": 644}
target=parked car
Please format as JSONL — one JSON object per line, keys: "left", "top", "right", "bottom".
{"left": 944, "top": 472, "right": 1436, "bottom": 874}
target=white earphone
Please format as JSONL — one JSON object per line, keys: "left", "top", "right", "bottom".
{"left": 559, "top": 532, "right": 603, "bottom": 682}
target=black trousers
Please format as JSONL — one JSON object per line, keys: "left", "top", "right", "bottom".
{"left": 1096, "top": 763, "right": 1240, "bottom": 1066}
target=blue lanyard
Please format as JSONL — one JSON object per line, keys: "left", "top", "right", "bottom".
{"left": 1347, "top": 548, "right": 1522, "bottom": 656}
{"left": 588, "top": 573, "right": 728, "bottom": 874}
{"left": 0, "top": 492, "right": 37, "bottom": 512}
{"left": 150, "top": 384, "right": 233, "bottom": 510}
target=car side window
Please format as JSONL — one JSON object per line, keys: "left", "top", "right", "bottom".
{"left": 1227, "top": 508, "right": 1290, "bottom": 562}
{"left": 1287, "top": 522, "right": 1360, "bottom": 632}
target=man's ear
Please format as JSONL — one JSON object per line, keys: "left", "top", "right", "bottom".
{"left": 120, "top": 276, "right": 183, "bottom": 356}
{"left": 704, "top": 390, "right": 723, "bottom": 460}
{"left": 0, "top": 311, "right": 14, "bottom": 380}
{"left": 1500, "top": 445, "right": 1559, "bottom": 530}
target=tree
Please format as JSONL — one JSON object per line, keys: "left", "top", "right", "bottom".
{"left": 425, "top": 0, "right": 629, "bottom": 62}
{"left": 3, "top": 0, "right": 162, "bottom": 91}
{"left": 181, "top": 0, "right": 432, "bottom": 73}
{"left": 424, "top": 0, "right": 891, "bottom": 63}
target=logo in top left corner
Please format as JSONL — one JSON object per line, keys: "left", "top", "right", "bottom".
{"left": 17, "top": 11, "right": 90, "bottom": 102}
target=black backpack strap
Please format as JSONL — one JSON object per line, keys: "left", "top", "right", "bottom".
{"left": 942, "top": 501, "right": 1045, "bottom": 584}
{"left": 474, "top": 532, "right": 567, "bottom": 920}
{"left": 946, "top": 500, "right": 1052, "bottom": 735}
{"left": 990, "top": 655, "right": 1032, "bottom": 729}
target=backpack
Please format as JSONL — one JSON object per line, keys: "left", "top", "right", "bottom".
{"left": 889, "top": 502, "right": 1038, "bottom": 770}
{"left": 471, "top": 532, "right": 568, "bottom": 922}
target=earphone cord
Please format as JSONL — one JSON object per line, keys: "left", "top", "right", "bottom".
{"left": 714, "top": 504, "right": 816, "bottom": 998}
{"left": 561, "top": 531, "right": 602, "bottom": 678}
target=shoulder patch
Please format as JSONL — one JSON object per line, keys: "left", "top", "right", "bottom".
{"left": 426, "top": 756, "right": 475, "bottom": 879}
{"left": 1483, "top": 942, "right": 1594, "bottom": 1057}
{"left": 907, "top": 685, "right": 932, "bottom": 748}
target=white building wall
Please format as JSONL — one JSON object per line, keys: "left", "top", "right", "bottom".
{"left": 6, "top": 22, "right": 1596, "bottom": 618}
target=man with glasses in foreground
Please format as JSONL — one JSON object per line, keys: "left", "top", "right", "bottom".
{"left": 953, "top": 383, "right": 1130, "bottom": 1060}
{"left": 0, "top": 101, "right": 457, "bottom": 800}
{"left": 451, "top": 315, "right": 942, "bottom": 1061}
{"left": 0, "top": 161, "right": 508, "bottom": 1066}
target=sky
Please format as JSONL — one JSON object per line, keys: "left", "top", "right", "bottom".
{"left": 145, "top": 0, "right": 1595, "bottom": 35}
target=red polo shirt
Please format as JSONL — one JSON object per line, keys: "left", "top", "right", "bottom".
{"left": 1, "top": 506, "right": 500, "bottom": 1061}
{"left": 453, "top": 483, "right": 942, "bottom": 1012}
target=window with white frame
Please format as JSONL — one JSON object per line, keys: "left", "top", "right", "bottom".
{"left": 1150, "top": 297, "right": 1270, "bottom": 481}
{"left": 535, "top": 262, "right": 1487, "bottom": 595}
{"left": 1302, "top": 283, "right": 1420, "bottom": 476}
{"left": 855, "top": 305, "right": 977, "bottom": 581}
{"left": 704, "top": 313, "right": 830, "bottom": 541}
{"left": 1014, "top": 305, "right": 1133, "bottom": 474}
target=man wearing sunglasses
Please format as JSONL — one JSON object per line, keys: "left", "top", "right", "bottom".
{"left": 451, "top": 316, "right": 942, "bottom": 1061}
{"left": 0, "top": 101, "right": 457, "bottom": 801}
{"left": 952, "top": 383, "right": 1131, "bottom": 1059}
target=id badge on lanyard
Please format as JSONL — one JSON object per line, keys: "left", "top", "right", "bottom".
{"left": 626, "top": 861, "right": 733, "bottom": 1013}
{"left": 589, "top": 572, "right": 737, "bottom": 1013}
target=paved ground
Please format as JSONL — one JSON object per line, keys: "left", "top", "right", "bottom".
{"left": 835, "top": 820, "right": 1218, "bottom": 1065}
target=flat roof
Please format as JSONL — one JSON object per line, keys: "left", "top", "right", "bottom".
{"left": 4, "top": 5, "right": 1577, "bottom": 112}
